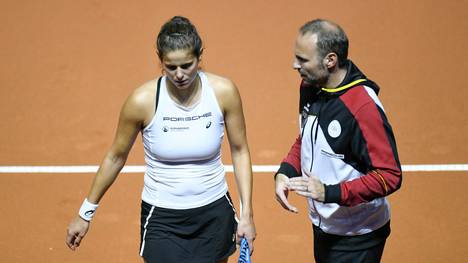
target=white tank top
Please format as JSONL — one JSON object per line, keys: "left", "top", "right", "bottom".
{"left": 141, "top": 72, "right": 227, "bottom": 209}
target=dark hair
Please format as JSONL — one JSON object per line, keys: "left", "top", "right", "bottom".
{"left": 156, "top": 16, "right": 204, "bottom": 60}
{"left": 299, "top": 19, "right": 349, "bottom": 67}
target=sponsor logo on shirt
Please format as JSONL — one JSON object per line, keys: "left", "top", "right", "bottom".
{"left": 161, "top": 112, "right": 212, "bottom": 132}
{"left": 162, "top": 126, "right": 189, "bottom": 132}
{"left": 163, "top": 112, "right": 212, "bottom": 122}
{"left": 320, "top": 149, "right": 344, "bottom": 159}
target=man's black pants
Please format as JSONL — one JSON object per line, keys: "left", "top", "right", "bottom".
{"left": 313, "top": 222, "right": 390, "bottom": 263}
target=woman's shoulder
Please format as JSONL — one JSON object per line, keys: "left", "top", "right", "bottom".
{"left": 202, "top": 72, "right": 241, "bottom": 111}
{"left": 203, "top": 72, "right": 237, "bottom": 95}
{"left": 122, "top": 78, "right": 159, "bottom": 118}
{"left": 135, "top": 78, "right": 158, "bottom": 95}
{"left": 129, "top": 78, "right": 158, "bottom": 104}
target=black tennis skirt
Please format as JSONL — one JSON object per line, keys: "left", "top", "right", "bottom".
{"left": 139, "top": 192, "right": 238, "bottom": 263}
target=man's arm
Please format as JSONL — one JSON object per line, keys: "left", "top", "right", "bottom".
{"left": 275, "top": 135, "right": 302, "bottom": 179}
{"left": 325, "top": 95, "right": 402, "bottom": 206}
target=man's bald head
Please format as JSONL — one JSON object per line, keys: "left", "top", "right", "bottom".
{"left": 299, "top": 19, "right": 349, "bottom": 68}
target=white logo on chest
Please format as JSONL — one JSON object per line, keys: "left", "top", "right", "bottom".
{"left": 328, "top": 120, "right": 341, "bottom": 138}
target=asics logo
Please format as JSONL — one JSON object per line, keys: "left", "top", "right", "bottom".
{"left": 84, "top": 210, "right": 95, "bottom": 217}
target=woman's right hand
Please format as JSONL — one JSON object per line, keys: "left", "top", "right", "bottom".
{"left": 66, "top": 216, "right": 90, "bottom": 250}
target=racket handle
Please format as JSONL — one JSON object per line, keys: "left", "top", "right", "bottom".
{"left": 237, "top": 237, "right": 251, "bottom": 263}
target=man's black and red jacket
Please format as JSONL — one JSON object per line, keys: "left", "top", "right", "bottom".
{"left": 277, "top": 60, "right": 402, "bottom": 235}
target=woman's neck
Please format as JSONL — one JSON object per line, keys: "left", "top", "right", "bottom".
{"left": 167, "top": 75, "right": 202, "bottom": 107}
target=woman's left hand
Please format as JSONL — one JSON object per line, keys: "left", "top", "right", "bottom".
{"left": 237, "top": 216, "right": 256, "bottom": 255}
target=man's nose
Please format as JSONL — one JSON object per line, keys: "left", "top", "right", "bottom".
{"left": 292, "top": 60, "right": 300, "bottom": 70}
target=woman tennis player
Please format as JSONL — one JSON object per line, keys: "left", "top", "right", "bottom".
{"left": 66, "top": 16, "right": 256, "bottom": 263}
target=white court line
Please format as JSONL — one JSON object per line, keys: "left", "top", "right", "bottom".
{"left": 0, "top": 164, "right": 467, "bottom": 173}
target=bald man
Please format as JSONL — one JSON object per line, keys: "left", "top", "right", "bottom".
{"left": 275, "top": 19, "right": 402, "bottom": 263}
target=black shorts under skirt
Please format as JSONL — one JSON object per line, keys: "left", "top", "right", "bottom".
{"left": 139, "top": 193, "right": 238, "bottom": 263}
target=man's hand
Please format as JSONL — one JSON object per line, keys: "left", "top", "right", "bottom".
{"left": 288, "top": 175, "right": 325, "bottom": 202}
{"left": 275, "top": 173, "right": 299, "bottom": 213}
{"left": 66, "top": 216, "right": 90, "bottom": 250}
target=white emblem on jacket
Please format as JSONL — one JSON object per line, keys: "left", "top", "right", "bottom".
{"left": 328, "top": 120, "right": 341, "bottom": 138}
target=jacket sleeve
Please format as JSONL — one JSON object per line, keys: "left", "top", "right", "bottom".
{"left": 324, "top": 97, "right": 402, "bottom": 206}
{"left": 275, "top": 135, "right": 302, "bottom": 179}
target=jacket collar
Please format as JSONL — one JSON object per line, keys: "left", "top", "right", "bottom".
{"left": 321, "top": 60, "right": 380, "bottom": 96}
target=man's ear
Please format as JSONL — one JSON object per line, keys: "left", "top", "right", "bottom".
{"left": 323, "top": 53, "right": 338, "bottom": 69}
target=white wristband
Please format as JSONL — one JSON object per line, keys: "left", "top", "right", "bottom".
{"left": 78, "top": 199, "right": 99, "bottom": 222}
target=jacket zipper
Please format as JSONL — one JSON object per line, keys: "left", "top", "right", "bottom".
{"left": 309, "top": 99, "right": 323, "bottom": 228}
